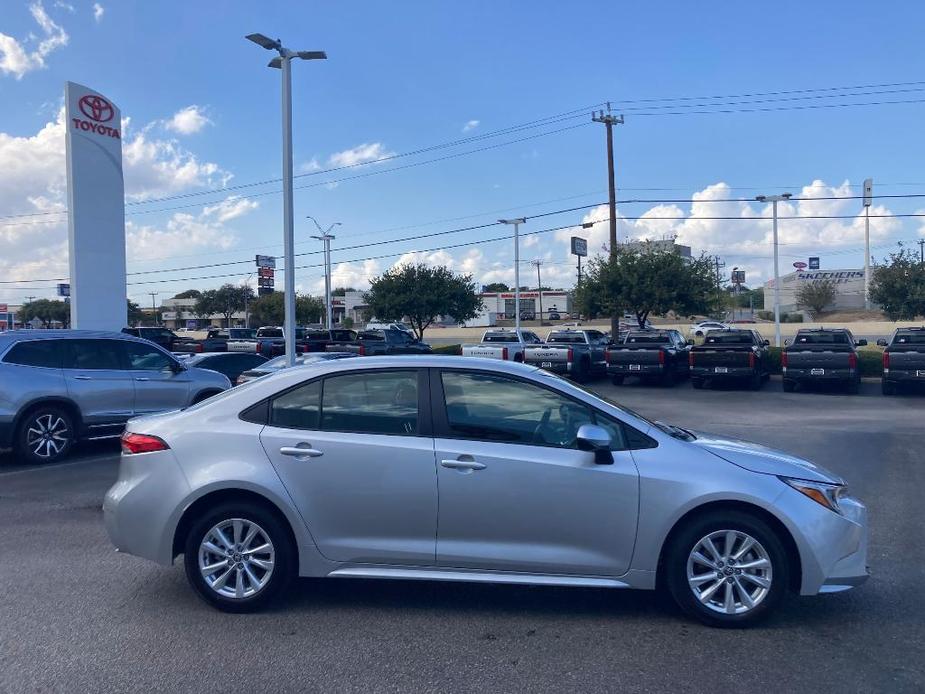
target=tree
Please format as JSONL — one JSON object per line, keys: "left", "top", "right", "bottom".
{"left": 870, "top": 248, "right": 925, "bottom": 319}
{"left": 296, "top": 294, "right": 324, "bottom": 324}
{"left": 19, "top": 299, "right": 70, "bottom": 328}
{"left": 172, "top": 289, "right": 202, "bottom": 299}
{"left": 795, "top": 279, "right": 837, "bottom": 318}
{"left": 127, "top": 300, "right": 145, "bottom": 326}
{"left": 482, "top": 282, "right": 510, "bottom": 292}
{"left": 194, "top": 284, "right": 254, "bottom": 327}
{"left": 574, "top": 246, "right": 719, "bottom": 328}
{"left": 331, "top": 287, "right": 356, "bottom": 296}
{"left": 247, "top": 291, "right": 324, "bottom": 327}
{"left": 365, "top": 263, "right": 482, "bottom": 339}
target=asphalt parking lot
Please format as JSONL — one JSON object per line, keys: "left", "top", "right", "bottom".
{"left": 1, "top": 380, "right": 923, "bottom": 693}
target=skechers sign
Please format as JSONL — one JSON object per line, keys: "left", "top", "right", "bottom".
{"left": 70, "top": 94, "right": 121, "bottom": 139}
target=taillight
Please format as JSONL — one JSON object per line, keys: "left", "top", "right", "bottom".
{"left": 195, "top": 344, "right": 203, "bottom": 353}
{"left": 781, "top": 351, "right": 788, "bottom": 368}
{"left": 255, "top": 342, "right": 262, "bottom": 354}
{"left": 748, "top": 351, "right": 756, "bottom": 368}
{"left": 605, "top": 349, "right": 612, "bottom": 364}
{"left": 688, "top": 352, "right": 695, "bottom": 366}
{"left": 658, "top": 350, "right": 665, "bottom": 365}
{"left": 883, "top": 351, "right": 890, "bottom": 371}
{"left": 501, "top": 347, "right": 509, "bottom": 360}
{"left": 121, "top": 432, "right": 169, "bottom": 455}
{"left": 848, "top": 352, "right": 857, "bottom": 370}
{"left": 567, "top": 347, "right": 574, "bottom": 362}
{"left": 358, "top": 345, "right": 366, "bottom": 356}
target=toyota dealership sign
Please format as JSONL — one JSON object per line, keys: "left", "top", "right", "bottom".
{"left": 65, "top": 82, "right": 127, "bottom": 330}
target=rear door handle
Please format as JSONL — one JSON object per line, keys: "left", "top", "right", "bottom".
{"left": 73, "top": 375, "right": 92, "bottom": 380}
{"left": 440, "top": 459, "right": 487, "bottom": 471}
{"left": 279, "top": 445, "right": 324, "bottom": 459}
{"left": 135, "top": 377, "right": 150, "bottom": 381}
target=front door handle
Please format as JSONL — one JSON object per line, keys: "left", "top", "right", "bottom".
{"left": 135, "top": 377, "right": 150, "bottom": 381}
{"left": 280, "top": 445, "right": 324, "bottom": 459}
{"left": 73, "top": 375, "right": 92, "bottom": 380}
{"left": 440, "top": 459, "right": 486, "bottom": 471}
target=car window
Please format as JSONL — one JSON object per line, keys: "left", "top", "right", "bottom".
{"left": 546, "top": 333, "right": 586, "bottom": 344}
{"left": 62, "top": 339, "right": 125, "bottom": 370}
{"left": 440, "top": 371, "right": 594, "bottom": 449}
{"left": 125, "top": 341, "right": 174, "bottom": 370}
{"left": 270, "top": 379, "right": 322, "bottom": 429}
{"left": 3, "top": 340, "right": 62, "bottom": 368}
{"left": 320, "top": 371, "right": 419, "bottom": 435}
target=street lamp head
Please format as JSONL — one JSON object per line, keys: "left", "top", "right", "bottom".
{"left": 268, "top": 57, "right": 283, "bottom": 69}
{"left": 782, "top": 192, "right": 792, "bottom": 200}
{"left": 297, "top": 50, "right": 327, "bottom": 61}
{"left": 245, "top": 33, "right": 281, "bottom": 50}
{"left": 755, "top": 195, "right": 767, "bottom": 202}
{"left": 498, "top": 218, "right": 526, "bottom": 225}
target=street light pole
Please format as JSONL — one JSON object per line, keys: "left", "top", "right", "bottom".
{"left": 499, "top": 218, "right": 526, "bottom": 330}
{"left": 308, "top": 217, "right": 342, "bottom": 330}
{"left": 863, "top": 178, "right": 873, "bottom": 310}
{"left": 756, "top": 193, "right": 792, "bottom": 347}
{"left": 246, "top": 33, "right": 327, "bottom": 367}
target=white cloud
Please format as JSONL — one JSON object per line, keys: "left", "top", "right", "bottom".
{"left": 53, "top": 1, "right": 74, "bottom": 12}
{"left": 201, "top": 195, "right": 258, "bottom": 223}
{"left": 299, "top": 157, "right": 321, "bottom": 173}
{"left": 127, "top": 198, "right": 254, "bottom": 257}
{"left": 462, "top": 119, "right": 479, "bottom": 133}
{"left": 123, "top": 126, "right": 230, "bottom": 199}
{"left": 164, "top": 105, "right": 212, "bottom": 135}
{"left": 92, "top": 2, "right": 103, "bottom": 22}
{"left": 328, "top": 142, "right": 395, "bottom": 168}
{"left": 0, "top": 2, "right": 69, "bottom": 79}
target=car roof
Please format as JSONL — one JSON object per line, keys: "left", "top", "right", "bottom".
{"left": 0, "top": 329, "right": 153, "bottom": 346}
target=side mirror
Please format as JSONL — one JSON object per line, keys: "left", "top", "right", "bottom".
{"left": 856, "top": 339, "right": 868, "bottom": 347}
{"left": 763, "top": 339, "right": 770, "bottom": 346}
{"left": 576, "top": 424, "right": 614, "bottom": 465}
{"left": 784, "top": 338, "right": 792, "bottom": 346}
{"left": 686, "top": 339, "right": 694, "bottom": 346}
{"left": 171, "top": 361, "right": 187, "bottom": 374}
{"left": 877, "top": 338, "right": 887, "bottom": 347}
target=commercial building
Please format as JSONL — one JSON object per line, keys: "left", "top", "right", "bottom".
{"left": 763, "top": 269, "right": 868, "bottom": 313}
{"left": 478, "top": 290, "right": 573, "bottom": 320}
{"left": 621, "top": 238, "right": 692, "bottom": 261}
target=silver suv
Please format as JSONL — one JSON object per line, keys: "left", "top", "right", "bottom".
{"left": 0, "top": 330, "right": 231, "bottom": 464}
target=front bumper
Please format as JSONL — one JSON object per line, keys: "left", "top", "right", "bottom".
{"left": 103, "top": 449, "right": 191, "bottom": 566}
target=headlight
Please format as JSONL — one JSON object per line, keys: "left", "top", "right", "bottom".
{"left": 780, "top": 477, "right": 847, "bottom": 514}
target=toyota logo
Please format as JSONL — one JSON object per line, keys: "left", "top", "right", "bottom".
{"left": 78, "top": 95, "right": 114, "bottom": 123}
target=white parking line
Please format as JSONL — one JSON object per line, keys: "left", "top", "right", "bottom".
{"left": 0, "top": 454, "right": 117, "bottom": 477}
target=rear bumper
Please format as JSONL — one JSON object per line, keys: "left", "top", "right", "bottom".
{"left": 883, "top": 369, "right": 925, "bottom": 383}
{"left": 691, "top": 366, "right": 756, "bottom": 379}
{"left": 784, "top": 367, "right": 856, "bottom": 382}
{"left": 526, "top": 361, "right": 571, "bottom": 375}
{"left": 607, "top": 363, "right": 664, "bottom": 376}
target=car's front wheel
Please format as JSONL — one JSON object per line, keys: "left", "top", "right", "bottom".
{"left": 184, "top": 502, "right": 294, "bottom": 613}
{"left": 665, "top": 510, "right": 789, "bottom": 628}
{"left": 16, "top": 405, "right": 75, "bottom": 464}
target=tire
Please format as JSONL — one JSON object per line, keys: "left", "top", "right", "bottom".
{"left": 882, "top": 380, "right": 897, "bottom": 396}
{"left": 184, "top": 501, "right": 295, "bottom": 613}
{"left": 846, "top": 379, "right": 860, "bottom": 395}
{"left": 691, "top": 377, "right": 704, "bottom": 390}
{"left": 574, "top": 358, "right": 591, "bottom": 383}
{"left": 749, "top": 373, "right": 762, "bottom": 391}
{"left": 664, "top": 510, "right": 790, "bottom": 628}
{"left": 661, "top": 369, "right": 675, "bottom": 387}
{"left": 611, "top": 375, "right": 624, "bottom": 386}
{"left": 782, "top": 379, "right": 795, "bottom": 393}
{"left": 15, "top": 405, "right": 75, "bottom": 464}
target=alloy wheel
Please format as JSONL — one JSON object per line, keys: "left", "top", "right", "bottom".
{"left": 686, "top": 529, "right": 772, "bottom": 615}
{"left": 25, "top": 413, "right": 70, "bottom": 459}
{"left": 198, "top": 518, "right": 276, "bottom": 600}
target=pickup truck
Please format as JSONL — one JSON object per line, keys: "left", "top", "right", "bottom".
{"left": 782, "top": 328, "right": 867, "bottom": 393}
{"left": 460, "top": 328, "right": 544, "bottom": 362}
{"left": 605, "top": 329, "right": 691, "bottom": 386}
{"left": 173, "top": 327, "right": 258, "bottom": 353}
{"left": 327, "top": 328, "right": 432, "bottom": 356}
{"left": 878, "top": 327, "right": 925, "bottom": 395}
{"left": 522, "top": 329, "right": 609, "bottom": 381}
{"left": 688, "top": 329, "right": 770, "bottom": 390}
{"left": 228, "top": 326, "right": 298, "bottom": 358}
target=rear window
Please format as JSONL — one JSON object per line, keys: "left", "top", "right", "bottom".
{"left": 358, "top": 331, "right": 385, "bottom": 342}
{"left": 626, "top": 333, "right": 670, "bottom": 344}
{"left": 3, "top": 340, "right": 61, "bottom": 368}
{"left": 547, "top": 333, "right": 587, "bottom": 344}
{"left": 305, "top": 331, "right": 330, "bottom": 341}
{"left": 229, "top": 329, "right": 256, "bottom": 339}
{"left": 794, "top": 332, "right": 849, "bottom": 345}
{"left": 257, "top": 328, "right": 283, "bottom": 338}
{"left": 705, "top": 333, "right": 754, "bottom": 344}
{"left": 330, "top": 330, "right": 356, "bottom": 341}
{"left": 894, "top": 333, "right": 925, "bottom": 344}
{"left": 483, "top": 333, "right": 519, "bottom": 343}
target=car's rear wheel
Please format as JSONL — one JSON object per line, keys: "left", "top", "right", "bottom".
{"left": 16, "top": 405, "right": 75, "bottom": 464}
{"left": 749, "top": 373, "right": 762, "bottom": 390}
{"left": 782, "top": 379, "right": 796, "bottom": 393}
{"left": 691, "top": 377, "right": 704, "bottom": 389}
{"left": 184, "top": 502, "right": 294, "bottom": 613}
{"left": 882, "top": 380, "right": 897, "bottom": 396}
{"left": 665, "top": 510, "right": 789, "bottom": 628}
{"left": 611, "top": 375, "right": 624, "bottom": 386}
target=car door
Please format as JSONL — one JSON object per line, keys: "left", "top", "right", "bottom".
{"left": 124, "top": 340, "right": 193, "bottom": 414}
{"left": 432, "top": 369, "right": 639, "bottom": 576}
{"left": 61, "top": 339, "right": 135, "bottom": 430}
{"left": 259, "top": 368, "right": 438, "bottom": 564}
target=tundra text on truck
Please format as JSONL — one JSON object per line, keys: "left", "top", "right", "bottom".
{"left": 461, "top": 328, "right": 543, "bottom": 362}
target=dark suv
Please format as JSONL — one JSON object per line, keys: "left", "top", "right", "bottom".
{"left": 122, "top": 326, "right": 179, "bottom": 350}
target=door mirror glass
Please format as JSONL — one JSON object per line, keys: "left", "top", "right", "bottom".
{"left": 763, "top": 339, "right": 770, "bottom": 346}
{"left": 876, "top": 338, "right": 887, "bottom": 347}
{"left": 576, "top": 424, "right": 612, "bottom": 451}
{"left": 856, "top": 339, "right": 868, "bottom": 347}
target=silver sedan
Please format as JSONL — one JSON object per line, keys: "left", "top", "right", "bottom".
{"left": 104, "top": 356, "right": 869, "bottom": 627}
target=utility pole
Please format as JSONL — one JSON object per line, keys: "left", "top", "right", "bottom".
{"left": 863, "top": 178, "right": 873, "bottom": 309}
{"left": 308, "top": 216, "right": 342, "bottom": 330}
{"left": 24, "top": 295, "right": 36, "bottom": 304}
{"left": 148, "top": 292, "right": 159, "bottom": 326}
{"left": 919, "top": 239, "right": 925, "bottom": 264}
{"left": 756, "top": 193, "right": 792, "bottom": 347}
{"left": 499, "top": 218, "right": 526, "bottom": 329}
{"left": 531, "top": 259, "right": 544, "bottom": 322}
{"left": 592, "top": 104, "right": 624, "bottom": 335}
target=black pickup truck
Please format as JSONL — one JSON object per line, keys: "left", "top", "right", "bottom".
{"left": 782, "top": 328, "right": 866, "bottom": 393}
{"left": 878, "top": 327, "right": 925, "bottom": 395}
{"left": 298, "top": 328, "right": 358, "bottom": 353}
{"left": 689, "top": 329, "right": 770, "bottom": 390}
{"left": 604, "top": 329, "right": 691, "bottom": 386}
{"left": 522, "top": 329, "right": 609, "bottom": 380}
{"left": 327, "top": 328, "right": 432, "bottom": 356}
{"left": 172, "top": 327, "right": 258, "bottom": 353}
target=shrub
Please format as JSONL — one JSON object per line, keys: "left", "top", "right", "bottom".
{"left": 757, "top": 310, "right": 774, "bottom": 321}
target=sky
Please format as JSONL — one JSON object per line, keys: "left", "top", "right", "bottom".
{"left": 2, "top": 0, "right": 925, "bottom": 306}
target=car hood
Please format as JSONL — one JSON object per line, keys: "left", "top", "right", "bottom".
{"left": 690, "top": 431, "right": 844, "bottom": 484}
{"left": 188, "top": 366, "right": 233, "bottom": 388}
